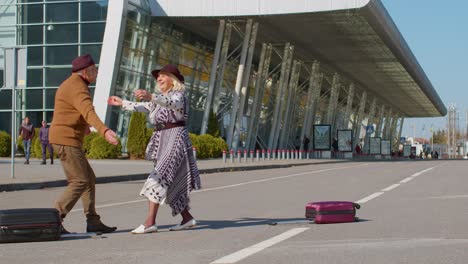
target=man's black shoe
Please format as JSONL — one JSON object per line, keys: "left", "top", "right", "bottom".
{"left": 40, "top": 161, "right": 46, "bottom": 165}
{"left": 86, "top": 222, "right": 117, "bottom": 233}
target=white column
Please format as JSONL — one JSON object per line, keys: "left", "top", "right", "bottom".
{"left": 94, "top": 0, "right": 128, "bottom": 123}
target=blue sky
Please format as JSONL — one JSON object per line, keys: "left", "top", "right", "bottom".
{"left": 380, "top": 0, "right": 468, "bottom": 138}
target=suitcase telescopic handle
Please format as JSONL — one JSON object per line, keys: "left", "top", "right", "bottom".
{"left": 10, "top": 229, "right": 45, "bottom": 237}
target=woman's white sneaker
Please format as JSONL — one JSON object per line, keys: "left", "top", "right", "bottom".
{"left": 169, "top": 219, "right": 197, "bottom": 231}
{"left": 131, "top": 224, "right": 158, "bottom": 234}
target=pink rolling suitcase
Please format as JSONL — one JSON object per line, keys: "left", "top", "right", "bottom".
{"left": 305, "top": 201, "right": 360, "bottom": 224}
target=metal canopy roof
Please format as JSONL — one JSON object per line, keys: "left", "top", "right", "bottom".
{"left": 150, "top": 0, "right": 447, "bottom": 117}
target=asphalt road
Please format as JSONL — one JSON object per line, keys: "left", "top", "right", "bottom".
{"left": 1, "top": 160, "right": 467, "bottom": 264}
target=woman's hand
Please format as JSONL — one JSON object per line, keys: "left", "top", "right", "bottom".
{"left": 107, "top": 96, "right": 123, "bottom": 106}
{"left": 134, "top": 89, "right": 153, "bottom": 101}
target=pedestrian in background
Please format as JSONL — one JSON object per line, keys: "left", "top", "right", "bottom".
{"left": 19, "top": 116, "right": 34, "bottom": 164}
{"left": 49, "top": 54, "right": 119, "bottom": 234}
{"left": 108, "top": 64, "right": 201, "bottom": 234}
{"left": 39, "top": 120, "right": 53, "bottom": 165}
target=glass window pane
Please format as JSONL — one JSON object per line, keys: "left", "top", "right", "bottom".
{"left": 27, "top": 69, "right": 43, "bottom": 87}
{"left": 25, "top": 89, "right": 43, "bottom": 109}
{"left": 0, "top": 112, "right": 12, "bottom": 134}
{"left": 45, "top": 68, "right": 71, "bottom": 87}
{"left": 28, "top": 47, "right": 43, "bottom": 66}
{"left": 45, "top": 89, "right": 57, "bottom": 109}
{"left": 46, "top": 46, "right": 77, "bottom": 65}
{"left": 81, "top": 23, "right": 105, "bottom": 43}
{"left": 46, "top": 111, "right": 54, "bottom": 124}
{"left": 81, "top": 1, "right": 108, "bottom": 21}
{"left": 24, "top": 111, "right": 43, "bottom": 128}
{"left": 46, "top": 3, "right": 78, "bottom": 23}
{"left": 22, "top": 25, "right": 43, "bottom": 45}
{"left": 46, "top": 24, "right": 78, "bottom": 44}
{"left": 21, "top": 4, "right": 43, "bottom": 24}
{"left": 0, "top": 89, "right": 12, "bottom": 110}
{"left": 81, "top": 45, "right": 102, "bottom": 62}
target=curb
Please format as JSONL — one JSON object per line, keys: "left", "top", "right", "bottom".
{"left": 0, "top": 160, "right": 346, "bottom": 192}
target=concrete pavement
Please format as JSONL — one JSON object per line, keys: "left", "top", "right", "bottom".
{"left": 0, "top": 157, "right": 347, "bottom": 192}
{"left": 1, "top": 160, "right": 464, "bottom": 264}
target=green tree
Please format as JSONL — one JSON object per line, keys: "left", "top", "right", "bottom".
{"left": 87, "top": 135, "right": 122, "bottom": 159}
{"left": 126, "top": 112, "right": 149, "bottom": 159}
{"left": 0, "top": 131, "right": 11, "bottom": 157}
{"left": 431, "top": 129, "right": 447, "bottom": 144}
{"left": 207, "top": 110, "right": 220, "bottom": 137}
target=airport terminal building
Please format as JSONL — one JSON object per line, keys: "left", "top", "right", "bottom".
{"left": 0, "top": 0, "right": 446, "bottom": 153}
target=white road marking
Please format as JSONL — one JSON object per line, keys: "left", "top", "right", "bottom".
{"left": 425, "top": 194, "right": 468, "bottom": 200}
{"left": 210, "top": 228, "right": 309, "bottom": 264}
{"left": 381, "top": 184, "right": 400, "bottom": 192}
{"left": 195, "top": 164, "right": 369, "bottom": 193}
{"left": 355, "top": 192, "right": 384, "bottom": 204}
{"left": 71, "top": 164, "right": 369, "bottom": 212}
{"left": 70, "top": 199, "right": 146, "bottom": 212}
{"left": 400, "top": 176, "right": 414, "bottom": 183}
{"left": 357, "top": 164, "right": 444, "bottom": 204}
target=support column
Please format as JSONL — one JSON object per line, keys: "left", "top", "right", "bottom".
{"left": 268, "top": 44, "right": 293, "bottom": 150}
{"left": 396, "top": 117, "right": 405, "bottom": 151}
{"left": 227, "top": 19, "right": 253, "bottom": 149}
{"left": 382, "top": 109, "right": 393, "bottom": 139}
{"left": 200, "top": 20, "right": 225, "bottom": 134}
{"left": 353, "top": 91, "right": 367, "bottom": 149}
{"left": 390, "top": 114, "right": 399, "bottom": 149}
{"left": 249, "top": 44, "right": 272, "bottom": 150}
{"left": 363, "top": 97, "right": 377, "bottom": 154}
{"left": 279, "top": 60, "right": 301, "bottom": 149}
{"left": 308, "top": 73, "right": 324, "bottom": 137}
{"left": 300, "top": 61, "right": 320, "bottom": 150}
{"left": 236, "top": 22, "right": 259, "bottom": 146}
{"left": 374, "top": 105, "right": 385, "bottom": 137}
{"left": 341, "top": 83, "right": 355, "bottom": 129}
{"left": 246, "top": 43, "right": 267, "bottom": 150}
{"left": 325, "top": 73, "right": 340, "bottom": 137}
{"left": 212, "top": 23, "right": 233, "bottom": 114}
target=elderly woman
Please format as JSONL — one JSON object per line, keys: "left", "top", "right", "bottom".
{"left": 108, "top": 65, "right": 201, "bottom": 234}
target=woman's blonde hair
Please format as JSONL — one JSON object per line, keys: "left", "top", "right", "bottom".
{"left": 156, "top": 73, "right": 185, "bottom": 92}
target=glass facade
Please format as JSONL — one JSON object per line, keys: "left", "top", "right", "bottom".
{"left": 108, "top": 1, "right": 240, "bottom": 150}
{"left": 0, "top": 0, "right": 108, "bottom": 134}
{"left": 0, "top": 0, "right": 312, "bottom": 151}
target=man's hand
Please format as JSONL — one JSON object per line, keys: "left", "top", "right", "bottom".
{"left": 107, "top": 96, "right": 123, "bottom": 106}
{"left": 134, "top": 89, "right": 153, "bottom": 101}
{"left": 84, "top": 126, "right": 91, "bottom": 135}
{"left": 104, "top": 129, "right": 119, "bottom": 145}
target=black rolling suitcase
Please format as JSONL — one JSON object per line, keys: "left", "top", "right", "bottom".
{"left": 0, "top": 208, "right": 61, "bottom": 243}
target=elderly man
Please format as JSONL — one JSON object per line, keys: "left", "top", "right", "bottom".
{"left": 49, "top": 54, "right": 119, "bottom": 234}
